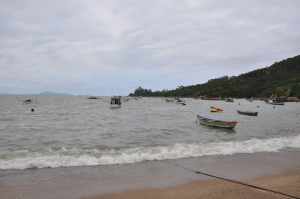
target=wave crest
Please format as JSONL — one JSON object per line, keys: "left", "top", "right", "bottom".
{"left": 1, "top": 134, "right": 300, "bottom": 170}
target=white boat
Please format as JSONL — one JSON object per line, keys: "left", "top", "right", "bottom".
{"left": 266, "top": 100, "right": 285, "bottom": 106}
{"left": 197, "top": 115, "right": 238, "bottom": 129}
{"left": 110, "top": 96, "right": 121, "bottom": 108}
{"left": 165, "top": 98, "right": 174, "bottom": 102}
{"left": 175, "top": 98, "right": 186, "bottom": 105}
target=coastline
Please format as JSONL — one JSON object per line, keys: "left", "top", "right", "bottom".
{"left": 1, "top": 150, "right": 300, "bottom": 199}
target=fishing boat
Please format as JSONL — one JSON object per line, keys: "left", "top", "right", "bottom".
{"left": 225, "top": 98, "right": 234, "bottom": 102}
{"left": 266, "top": 100, "right": 285, "bottom": 106}
{"left": 197, "top": 115, "right": 238, "bottom": 129}
{"left": 110, "top": 96, "right": 121, "bottom": 108}
{"left": 270, "top": 101, "right": 285, "bottom": 105}
{"left": 177, "top": 101, "right": 186, "bottom": 106}
{"left": 175, "top": 98, "right": 186, "bottom": 105}
{"left": 23, "top": 99, "right": 32, "bottom": 104}
{"left": 165, "top": 98, "right": 174, "bottom": 102}
{"left": 210, "top": 106, "right": 223, "bottom": 113}
{"left": 237, "top": 110, "right": 258, "bottom": 116}
{"left": 87, "top": 96, "right": 99, "bottom": 99}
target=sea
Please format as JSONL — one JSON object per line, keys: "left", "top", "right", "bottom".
{"left": 0, "top": 96, "right": 300, "bottom": 170}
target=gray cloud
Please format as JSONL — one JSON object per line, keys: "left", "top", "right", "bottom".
{"left": 0, "top": 0, "right": 300, "bottom": 95}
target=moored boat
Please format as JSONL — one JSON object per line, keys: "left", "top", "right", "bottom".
{"left": 175, "top": 98, "right": 186, "bottom": 105}
{"left": 270, "top": 101, "right": 285, "bottom": 105}
{"left": 225, "top": 98, "right": 234, "bottom": 102}
{"left": 110, "top": 96, "right": 122, "bottom": 108}
{"left": 165, "top": 98, "right": 174, "bottom": 102}
{"left": 87, "top": 96, "right": 99, "bottom": 99}
{"left": 210, "top": 106, "right": 223, "bottom": 113}
{"left": 237, "top": 110, "right": 258, "bottom": 116}
{"left": 23, "top": 99, "right": 32, "bottom": 104}
{"left": 266, "top": 100, "right": 285, "bottom": 105}
{"left": 177, "top": 101, "right": 186, "bottom": 106}
{"left": 197, "top": 115, "right": 238, "bottom": 129}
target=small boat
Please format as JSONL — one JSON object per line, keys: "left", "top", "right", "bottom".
{"left": 266, "top": 100, "right": 285, "bottom": 106}
{"left": 177, "top": 101, "right": 186, "bottom": 106}
{"left": 197, "top": 115, "right": 238, "bottom": 129}
{"left": 270, "top": 101, "right": 285, "bottom": 106}
{"left": 175, "top": 98, "right": 186, "bottom": 105}
{"left": 225, "top": 98, "right": 234, "bottom": 102}
{"left": 165, "top": 98, "right": 174, "bottom": 102}
{"left": 23, "top": 99, "right": 32, "bottom": 104}
{"left": 210, "top": 106, "right": 223, "bottom": 113}
{"left": 110, "top": 96, "right": 121, "bottom": 108}
{"left": 237, "top": 110, "right": 258, "bottom": 116}
{"left": 87, "top": 96, "right": 99, "bottom": 99}
{"left": 175, "top": 97, "right": 182, "bottom": 102}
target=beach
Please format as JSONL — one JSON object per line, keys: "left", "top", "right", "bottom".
{"left": 1, "top": 150, "right": 300, "bottom": 199}
{"left": 88, "top": 170, "right": 300, "bottom": 199}
{"left": 2, "top": 0, "right": 300, "bottom": 197}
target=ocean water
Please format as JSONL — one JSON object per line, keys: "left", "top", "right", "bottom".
{"left": 0, "top": 96, "right": 300, "bottom": 170}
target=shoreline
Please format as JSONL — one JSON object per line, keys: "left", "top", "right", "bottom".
{"left": 1, "top": 150, "right": 300, "bottom": 199}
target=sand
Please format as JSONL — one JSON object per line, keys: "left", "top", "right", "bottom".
{"left": 1, "top": 151, "right": 300, "bottom": 199}
{"left": 85, "top": 170, "right": 300, "bottom": 199}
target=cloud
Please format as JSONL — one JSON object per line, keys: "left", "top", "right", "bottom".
{"left": 0, "top": 0, "right": 300, "bottom": 94}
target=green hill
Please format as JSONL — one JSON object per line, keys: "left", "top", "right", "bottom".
{"left": 129, "top": 55, "right": 300, "bottom": 98}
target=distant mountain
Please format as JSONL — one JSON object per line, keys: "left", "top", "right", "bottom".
{"left": 129, "top": 55, "right": 300, "bottom": 98}
{"left": 38, "top": 91, "right": 73, "bottom": 96}
{"left": 0, "top": 92, "right": 73, "bottom": 96}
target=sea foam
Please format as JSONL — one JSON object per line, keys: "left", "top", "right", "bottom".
{"left": 0, "top": 134, "right": 300, "bottom": 170}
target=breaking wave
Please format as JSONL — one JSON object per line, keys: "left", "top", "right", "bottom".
{"left": 1, "top": 134, "right": 300, "bottom": 170}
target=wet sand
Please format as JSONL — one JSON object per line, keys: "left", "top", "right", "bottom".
{"left": 86, "top": 170, "right": 300, "bottom": 199}
{"left": 1, "top": 150, "right": 300, "bottom": 199}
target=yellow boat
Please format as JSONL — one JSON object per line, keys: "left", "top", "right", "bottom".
{"left": 210, "top": 106, "right": 223, "bottom": 113}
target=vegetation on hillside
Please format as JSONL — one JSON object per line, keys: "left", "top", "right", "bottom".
{"left": 129, "top": 55, "right": 300, "bottom": 98}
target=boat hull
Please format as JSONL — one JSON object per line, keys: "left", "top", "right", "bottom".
{"left": 270, "top": 102, "right": 285, "bottom": 105}
{"left": 197, "top": 115, "right": 237, "bottom": 129}
{"left": 210, "top": 106, "right": 223, "bottom": 113}
{"left": 237, "top": 110, "right": 258, "bottom": 116}
{"left": 266, "top": 100, "right": 285, "bottom": 105}
{"left": 176, "top": 102, "right": 186, "bottom": 106}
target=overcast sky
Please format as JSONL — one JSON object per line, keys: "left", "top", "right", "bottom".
{"left": 1, "top": 0, "right": 300, "bottom": 95}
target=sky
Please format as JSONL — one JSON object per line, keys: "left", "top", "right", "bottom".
{"left": 0, "top": 0, "right": 300, "bottom": 95}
